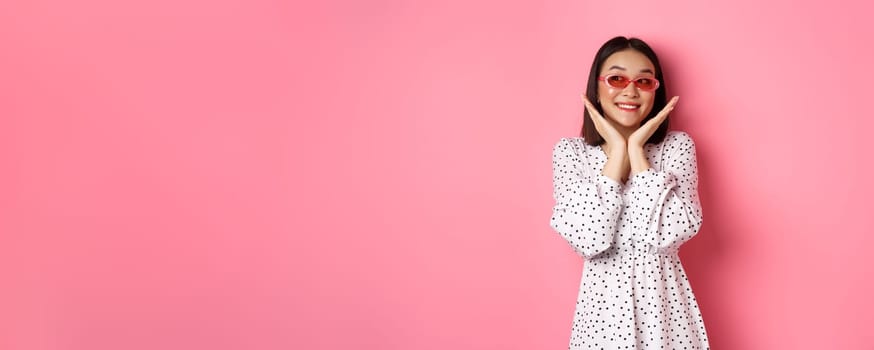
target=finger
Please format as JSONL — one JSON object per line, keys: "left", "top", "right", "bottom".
{"left": 583, "top": 97, "right": 610, "bottom": 136}
{"left": 582, "top": 95, "right": 593, "bottom": 114}
{"left": 637, "top": 97, "right": 678, "bottom": 133}
{"left": 583, "top": 98, "right": 606, "bottom": 130}
{"left": 660, "top": 96, "right": 679, "bottom": 117}
{"left": 582, "top": 96, "right": 604, "bottom": 120}
{"left": 581, "top": 95, "right": 600, "bottom": 123}
{"left": 650, "top": 96, "right": 679, "bottom": 124}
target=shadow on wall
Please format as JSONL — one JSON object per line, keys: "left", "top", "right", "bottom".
{"left": 680, "top": 141, "right": 747, "bottom": 350}
{"left": 656, "top": 42, "right": 752, "bottom": 349}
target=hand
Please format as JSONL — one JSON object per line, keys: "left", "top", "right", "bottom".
{"left": 628, "top": 96, "right": 679, "bottom": 149}
{"left": 584, "top": 95, "right": 630, "bottom": 182}
{"left": 582, "top": 95, "right": 625, "bottom": 149}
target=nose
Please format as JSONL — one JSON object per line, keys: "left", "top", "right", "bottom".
{"left": 621, "top": 81, "right": 639, "bottom": 98}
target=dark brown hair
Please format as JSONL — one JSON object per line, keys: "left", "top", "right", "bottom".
{"left": 581, "top": 36, "right": 669, "bottom": 145}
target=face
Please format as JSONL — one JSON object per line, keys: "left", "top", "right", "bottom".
{"left": 597, "top": 49, "right": 657, "bottom": 130}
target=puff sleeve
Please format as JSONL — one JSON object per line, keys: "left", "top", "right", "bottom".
{"left": 625, "top": 132, "right": 704, "bottom": 254}
{"left": 549, "top": 138, "right": 623, "bottom": 259}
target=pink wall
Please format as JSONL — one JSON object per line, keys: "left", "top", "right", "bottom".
{"left": 2, "top": 0, "right": 872, "bottom": 349}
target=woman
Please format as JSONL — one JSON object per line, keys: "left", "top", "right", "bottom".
{"left": 550, "top": 36, "right": 710, "bottom": 349}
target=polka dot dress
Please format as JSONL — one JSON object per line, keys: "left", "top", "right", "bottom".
{"left": 550, "top": 130, "right": 710, "bottom": 349}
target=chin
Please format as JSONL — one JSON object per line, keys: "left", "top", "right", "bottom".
{"left": 608, "top": 113, "right": 645, "bottom": 127}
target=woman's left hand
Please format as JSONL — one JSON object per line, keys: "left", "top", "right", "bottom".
{"left": 628, "top": 96, "right": 679, "bottom": 149}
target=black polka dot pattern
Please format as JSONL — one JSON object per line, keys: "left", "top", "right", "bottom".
{"left": 549, "top": 131, "right": 709, "bottom": 349}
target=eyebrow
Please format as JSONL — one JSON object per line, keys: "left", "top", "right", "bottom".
{"left": 606, "top": 65, "right": 655, "bottom": 74}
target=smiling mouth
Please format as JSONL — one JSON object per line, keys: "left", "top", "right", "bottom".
{"left": 615, "top": 103, "right": 640, "bottom": 111}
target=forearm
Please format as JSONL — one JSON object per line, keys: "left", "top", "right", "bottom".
{"left": 550, "top": 176, "right": 624, "bottom": 259}
{"left": 628, "top": 145, "right": 651, "bottom": 176}
{"left": 601, "top": 144, "right": 629, "bottom": 184}
{"left": 627, "top": 174, "right": 703, "bottom": 253}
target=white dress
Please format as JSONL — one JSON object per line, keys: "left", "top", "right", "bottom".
{"left": 550, "top": 130, "right": 710, "bottom": 349}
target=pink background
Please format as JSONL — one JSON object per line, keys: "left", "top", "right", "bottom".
{"left": 2, "top": 0, "right": 872, "bottom": 349}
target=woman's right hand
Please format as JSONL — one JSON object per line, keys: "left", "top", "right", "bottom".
{"left": 582, "top": 95, "right": 625, "bottom": 149}
{"left": 583, "top": 95, "right": 630, "bottom": 183}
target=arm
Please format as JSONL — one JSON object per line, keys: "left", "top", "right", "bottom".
{"left": 549, "top": 138, "right": 623, "bottom": 259}
{"left": 625, "top": 132, "right": 704, "bottom": 254}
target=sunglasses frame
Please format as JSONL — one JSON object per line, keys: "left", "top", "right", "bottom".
{"left": 598, "top": 74, "right": 660, "bottom": 92}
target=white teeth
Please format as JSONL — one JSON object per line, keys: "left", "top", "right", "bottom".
{"left": 617, "top": 104, "right": 638, "bottom": 109}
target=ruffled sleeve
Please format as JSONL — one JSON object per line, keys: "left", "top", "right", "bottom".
{"left": 624, "top": 132, "right": 704, "bottom": 254}
{"left": 549, "top": 138, "right": 624, "bottom": 259}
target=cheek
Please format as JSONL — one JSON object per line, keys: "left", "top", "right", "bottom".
{"left": 597, "top": 86, "right": 618, "bottom": 104}
{"left": 641, "top": 94, "right": 656, "bottom": 115}
{"left": 641, "top": 105, "right": 655, "bottom": 118}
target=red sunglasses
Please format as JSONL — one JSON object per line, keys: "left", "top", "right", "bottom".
{"left": 598, "top": 74, "right": 660, "bottom": 92}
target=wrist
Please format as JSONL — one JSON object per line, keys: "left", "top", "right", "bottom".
{"left": 628, "top": 147, "right": 649, "bottom": 173}
{"left": 627, "top": 146, "right": 646, "bottom": 159}
{"left": 627, "top": 142, "right": 645, "bottom": 152}
{"left": 605, "top": 142, "right": 627, "bottom": 155}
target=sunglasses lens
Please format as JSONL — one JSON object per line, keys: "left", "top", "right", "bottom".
{"left": 605, "top": 75, "right": 629, "bottom": 88}
{"left": 602, "top": 75, "right": 659, "bottom": 91}
{"left": 635, "top": 78, "right": 657, "bottom": 91}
